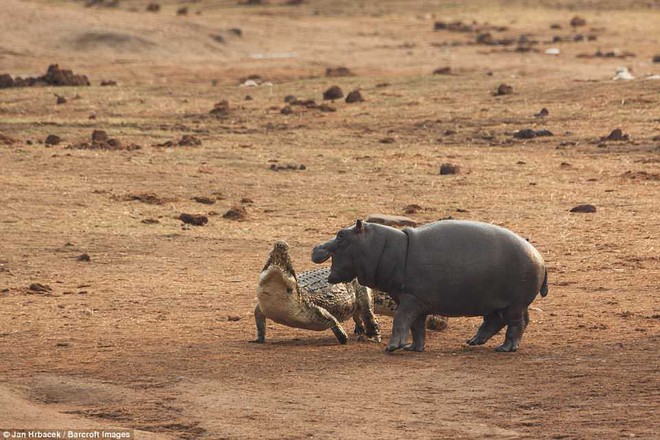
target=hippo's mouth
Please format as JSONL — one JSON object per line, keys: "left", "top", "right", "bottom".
{"left": 311, "top": 246, "right": 332, "bottom": 264}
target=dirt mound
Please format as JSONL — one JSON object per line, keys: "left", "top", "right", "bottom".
{"left": 0, "top": 65, "right": 90, "bottom": 88}
{"left": 69, "top": 130, "right": 140, "bottom": 150}
{"left": 72, "top": 31, "right": 157, "bottom": 52}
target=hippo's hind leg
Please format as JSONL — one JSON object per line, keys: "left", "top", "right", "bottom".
{"left": 403, "top": 314, "right": 427, "bottom": 352}
{"left": 311, "top": 305, "right": 348, "bottom": 344}
{"left": 250, "top": 304, "right": 267, "bottom": 343}
{"left": 467, "top": 310, "right": 506, "bottom": 346}
{"left": 495, "top": 306, "right": 528, "bottom": 352}
{"left": 386, "top": 295, "right": 425, "bottom": 353}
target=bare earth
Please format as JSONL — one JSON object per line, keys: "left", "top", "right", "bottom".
{"left": 1, "top": 0, "right": 659, "bottom": 438}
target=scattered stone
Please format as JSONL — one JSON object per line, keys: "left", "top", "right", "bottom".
{"left": 317, "top": 103, "right": 336, "bottom": 112}
{"left": 227, "top": 315, "right": 242, "bottom": 321}
{"left": 100, "top": 80, "right": 118, "bottom": 86}
{"left": 241, "top": 197, "right": 254, "bottom": 204}
{"left": 45, "top": 134, "right": 62, "bottom": 146}
{"left": 228, "top": 28, "right": 243, "bottom": 36}
{"left": 495, "top": 83, "right": 513, "bottom": 96}
{"left": 534, "top": 108, "right": 549, "bottom": 118}
{"left": 223, "top": 206, "right": 247, "bottom": 221}
{"left": 621, "top": 171, "right": 659, "bottom": 181}
{"left": 146, "top": 3, "right": 160, "bottom": 12}
{"left": 92, "top": 130, "right": 108, "bottom": 143}
{"left": 323, "top": 85, "right": 344, "bottom": 100}
{"left": 269, "top": 163, "right": 305, "bottom": 171}
{"left": 380, "top": 137, "right": 396, "bottom": 144}
{"left": 177, "top": 6, "right": 188, "bottom": 15}
{"left": 550, "top": 23, "right": 562, "bottom": 29}
{"left": 570, "top": 16, "right": 587, "bottom": 27}
{"left": 29, "top": 283, "right": 52, "bottom": 293}
{"left": 613, "top": 67, "right": 634, "bottom": 81}
{"left": 56, "top": 95, "right": 67, "bottom": 105}
{"left": 284, "top": 95, "right": 297, "bottom": 103}
{"left": 193, "top": 196, "right": 215, "bottom": 205}
{"left": 280, "top": 106, "right": 293, "bottom": 115}
{"left": 179, "top": 135, "right": 202, "bottom": 146}
{"left": 244, "top": 95, "right": 253, "bottom": 101}
{"left": 345, "top": 90, "right": 364, "bottom": 103}
{"left": 433, "top": 67, "right": 452, "bottom": 75}
{"left": 513, "top": 129, "right": 553, "bottom": 139}
{"left": 326, "top": 67, "right": 353, "bottom": 77}
{"left": 128, "top": 193, "right": 166, "bottom": 205}
{"left": 0, "top": 64, "right": 90, "bottom": 88}
{"left": 0, "top": 133, "right": 18, "bottom": 145}
{"left": 439, "top": 163, "right": 460, "bottom": 175}
{"left": 403, "top": 204, "right": 423, "bottom": 214}
{"left": 77, "top": 253, "right": 91, "bottom": 262}
{"left": 603, "top": 128, "right": 629, "bottom": 141}
{"left": 210, "top": 34, "right": 225, "bottom": 44}
{"left": 179, "top": 213, "right": 208, "bottom": 226}
{"left": 366, "top": 214, "right": 417, "bottom": 228}
{"left": 142, "top": 218, "right": 160, "bottom": 224}
{"left": 210, "top": 100, "right": 230, "bottom": 117}
{"left": 570, "top": 204, "right": 596, "bottom": 213}
{"left": 653, "top": 55, "right": 660, "bottom": 63}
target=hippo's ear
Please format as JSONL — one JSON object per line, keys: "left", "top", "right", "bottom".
{"left": 355, "top": 219, "right": 364, "bottom": 233}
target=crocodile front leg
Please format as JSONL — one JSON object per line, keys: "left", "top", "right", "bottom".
{"left": 354, "top": 283, "right": 381, "bottom": 342}
{"left": 250, "top": 304, "right": 267, "bottom": 343}
{"left": 310, "top": 305, "right": 348, "bottom": 344}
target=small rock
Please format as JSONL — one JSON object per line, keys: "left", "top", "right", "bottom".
{"left": 178, "top": 135, "right": 202, "bottom": 146}
{"left": 177, "top": 6, "right": 188, "bottom": 15}
{"left": 323, "top": 85, "right": 343, "bottom": 100}
{"left": 228, "top": 28, "right": 243, "bottom": 36}
{"left": 570, "top": 16, "right": 587, "bottom": 27}
{"left": 56, "top": 95, "right": 67, "bottom": 105}
{"left": 345, "top": 90, "right": 364, "bottom": 103}
{"left": 653, "top": 55, "right": 660, "bottom": 63}
{"left": 439, "top": 163, "right": 460, "bottom": 175}
{"left": 100, "top": 80, "right": 118, "bottom": 86}
{"left": 77, "top": 253, "right": 91, "bottom": 262}
{"left": 244, "top": 95, "right": 253, "bottom": 101}
{"left": 146, "top": 3, "right": 160, "bottom": 12}
{"left": 514, "top": 129, "right": 537, "bottom": 139}
{"left": 603, "top": 128, "right": 629, "bottom": 141}
{"left": 45, "top": 134, "right": 62, "bottom": 146}
{"left": 280, "top": 106, "right": 293, "bottom": 115}
{"left": 403, "top": 204, "right": 423, "bottom": 214}
{"left": 91, "top": 130, "right": 108, "bottom": 143}
{"left": 284, "top": 95, "right": 297, "bottom": 103}
{"left": 192, "top": 196, "right": 215, "bottom": 205}
{"left": 223, "top": 206, "right": 247, "bottom": 221}
{"left": 29, "top": 283, "right": 52, "bottom": 293}
{"left": 210, "top": 100, "right": 230, "bottom": 116}
{"left": 317, "top": 103, "right": 336, "bottom": 112}
{"left": 534, "top": 108, "right": 549, "bottom": 118}
{"left": 433, "top": 67, "right": 452, "bottom": 75}
{"left": 142, "top": 218, "right": 160, "bottom": 224}
{"left": 570, "top": 204, "right": 597, "bottom": 213}
{"left": 227, "top": 315, "right": 242, "bottom": 321}
{"left": 495, "top": 83, "right": 513, "bottom": 96}
{"left": 613, "top": 67, "right": 634, "bottom": 81}
{"left": 240, "top": 197, "right": 254, "bottom": 204}
{"left": 366, "top": 214, "right": 417, "bottom": 228}
{"left": 380, "top": 137, "right": 396, "bottom": 144}
{"left": 325, "top": 67, "right": 353, "bottom": 77}
{"left": 179, "top": 213, "right": 209, "bottom": 226}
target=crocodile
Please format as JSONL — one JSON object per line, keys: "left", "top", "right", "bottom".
{"left": 253, "top": 241, "right": 381, "bottom": 344}
{"left": 253, "top": 242, "right": 448, "bottom": 344}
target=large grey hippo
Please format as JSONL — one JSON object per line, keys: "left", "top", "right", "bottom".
{"left": 311, "top": 219, "right": 548, "bottom": 353}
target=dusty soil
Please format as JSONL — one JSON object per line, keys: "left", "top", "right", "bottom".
{"left": 1, "top": 0, "right": 659, "bottom": 438}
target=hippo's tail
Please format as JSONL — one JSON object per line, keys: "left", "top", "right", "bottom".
{"left": 540, "top": 268, "right": 548, "bottom": 297}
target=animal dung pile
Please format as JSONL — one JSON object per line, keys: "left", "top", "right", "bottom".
{"left": 45, "top": 135, "right": 62, "bottom": 146}
{"left": 513, "top": 129, "right": 554, "bottom": 139}
{"left": 323, "top": 85, "right": 344, "bottom": 100}
{"left": 210, "top": 100, "right": 230, "bottom": 117}
{"left": 155, "top": 135, "right": 202, "bottom": 147}
{"left": 0, "top": 65, "right": 90, "bottom": 88}
{"left": 439, "top": 163, "right": 460, "bottom": 175}
{"left": 601, "top": 128, "right": 629, "bottom": 142}
{"left": 69, "top": 130, "right": 141, "bottom": 150}
{"left": 345, "top": 90, "right": 364, "bottom": 103}
{"left": 570, "top": 204, "right": 597, "bottom": 213}
{"left": 179, "top": 213, "right": 208, "bottom": 226}
{"left": 223, "top": 206, "right": 247, "bottom": 221}
{"left": 495, "top": 83, "right": 513, "bottom": 95}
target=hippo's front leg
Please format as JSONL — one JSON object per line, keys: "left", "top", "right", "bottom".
{"left": 404, "top": 314, "right": 427, "bottom": 352}
{"left": 386, "top": 294, "right": 426, "bottom": 353}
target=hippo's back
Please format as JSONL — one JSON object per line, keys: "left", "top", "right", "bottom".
{"left": 404, "top": 220, "right": 546, "bottom": 316}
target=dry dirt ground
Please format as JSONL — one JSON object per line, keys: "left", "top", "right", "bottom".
{"left": 1, "top": 0, "right": 659, "bottom": 438}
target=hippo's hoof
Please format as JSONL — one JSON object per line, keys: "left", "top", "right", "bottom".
{"left": 403, "top": 344, "right": 425, "bottom": 352}
{"left": 385, "top": 345, "right": 399, "bottom": 353}
{"left": 495, "top": 343, "right": 518, "bottom": 352}
{"left": 250, "top": 338, "right": 265, "bottom": 344}
{"left": 467, "top": 337, "right": 485, "bottom": 346}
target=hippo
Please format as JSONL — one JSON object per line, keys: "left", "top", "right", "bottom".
{"left": 312, "top": 219, "right": 548, "bottom": 353}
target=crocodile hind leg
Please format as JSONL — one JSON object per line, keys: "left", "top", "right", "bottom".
{"left": 250, "top": 304, "right": 267, "bottom": 343}
{"left": 310, "top": 305, "right": 348, "bottom": 344}
{"left": 354, "top": 283, "right": 381, "bottom": 342}
{"left": 426, "top": 315, "right": 448, "bottom": 331}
